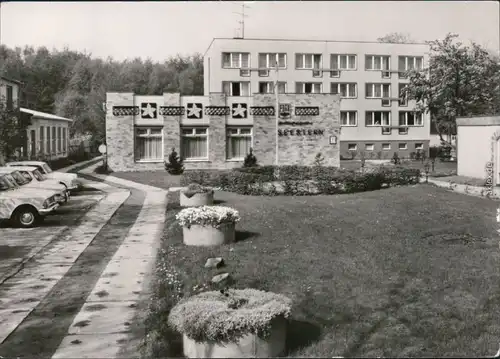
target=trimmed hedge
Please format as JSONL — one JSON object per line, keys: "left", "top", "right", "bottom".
{"left": 181, "top": 165, "right": 421, "bottom": 196}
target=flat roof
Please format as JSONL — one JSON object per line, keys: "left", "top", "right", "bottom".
{"left": 0, "top": 76, "right": 23, "bottom": 85}
{"left": 20, "top": 108, "right": 73, "bottom": 122}
{"left": 456, "top": 116, "right": 500, "bottom": 126}
{"left": 204, "top": 37, "right": 429, "bottom": 56}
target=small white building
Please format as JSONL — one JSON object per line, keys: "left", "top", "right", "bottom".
{"left": 20, "top": 108, "right": 73, "bottom": 161}
{"left": 456, "top": 115, "right": 500, "bottom": 184}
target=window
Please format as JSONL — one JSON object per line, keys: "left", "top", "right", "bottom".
{"left": 52, "top": 127, "right": 56, "bottom": 154}
{"left": 135, "top": 127, "right": 163, "bottom": 161}
{"left": 399, "top": 111, "right": 423, "bottom": 126}
{"left": 6, "top": 85, "right": 13, "bottom": 110}
{"left": 398, "top": 143, "right": 408, "bottom": 150}
{"left": 181, "top": 127, "right": 208, "bottom": 160}
{"left": 226, "top": 127, "right": 252, "bottom": 160}
{"left": 222, "top": 52, "right": 250, "bottom": 69}
{"left": 398, "top": 83, "right": 408, "bottom": 106}
{"left": 331, "top": 83, "right": 357, "bottom": 98}
{"left": 40, "top": 126, "right": 45, "bottom": 154}
{"left": 258, "top": 82, "right": 286, "bottom": 94}
{"left": 382, "top": 127, "right": 392, "bottom": 135}
{"left": 365, "top": 111, "right": 390, "bottom": 126}
{"left": 222, "top": 82, "right": 250, "bottom": 96}
{"left": 57, "top": 127, "right": 62, "bottom": 152}
{"left": 259, "top": 53, "right": 286, "bottom": 69}
{"left": 365, "top": 144, "right": 374, "bottom": 151}
{"left": 340, "top": 111, "right": 357, "bottom": 126}
{"left": 415, "top": 143, "right": 424, "bottom": 150}
{"left": 347, "top": 144, "right": 357, "bottom": 151}
{"left": 365, "top": 83, "right": 391, "bottom": 98}
{"left": 365, "top": 55, "right": 390, "bottom": 71}
{"left": 62, "top": 128, "right": 67, "bottom": 153}
{"left": 295, "top": 82, "right": 322, "bottom": 94}
{"left": 331, "top": 54, "right": 356, "bottom": 70}
{"left": 398, "top": 56, "right": 423, "bottom": 78}
{"left": 382, "top": 143, "right": 391, "bottom": 150}
{"left": 46, "top": 126, "right": 51, "bottom": 154}
{"left": 295, "top": 53, "right": 322, "bottom": 69}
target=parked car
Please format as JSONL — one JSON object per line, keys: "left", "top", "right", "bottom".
{"left": 0, "top": 173, "right": 60, "bottom": 228}
{"left": 0, "top": 167, "right": 69, "bottom": 204}
{"left": 6, "top": 161, "right": 79, "bottom": 191}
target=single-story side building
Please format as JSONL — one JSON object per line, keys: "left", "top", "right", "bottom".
{"left": 105, "top": 93, "right": 341, "bottom": 172}
{"left": 456, "top": 115, "right": 500, "bottom": 184}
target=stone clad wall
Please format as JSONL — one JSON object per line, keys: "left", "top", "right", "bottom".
{"left": 106, "top": 92, "right": 341, "bottom": 172}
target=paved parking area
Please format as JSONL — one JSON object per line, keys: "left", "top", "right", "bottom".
{"left": 0, "top": 180, "right": 105, "bottom": 282}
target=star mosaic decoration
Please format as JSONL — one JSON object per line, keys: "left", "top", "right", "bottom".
{"left": 232, "top": 103, "right": 248, "bottom": 119}
{"left": 141, "top": 103, "right": 157, "bottom": 119}
{"left": 186, "top": 103, "right": 203, "bottom": 119}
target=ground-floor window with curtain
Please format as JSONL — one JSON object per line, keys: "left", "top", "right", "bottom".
{"left": 226, "top": 127, "right": 252, "bottom": 160}
{"left": 134, "top": 127, "right": 163, "bottom": 161}
{"left": 181, "top": 127, "right": 208, "bottom": 160}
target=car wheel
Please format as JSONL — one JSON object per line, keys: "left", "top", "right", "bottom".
{"left": 13, "top": 207, "right": 39, "bottom": 228}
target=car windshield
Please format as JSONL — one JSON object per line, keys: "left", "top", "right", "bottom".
{"left": 4, "top": 174, "right": 19, "bottom": 189}
{"left": 42, "top": 163, "right": 53, "bottom": 173}
{"left": 11, "top": 171, "right": 30, "bottom": 186}
{"left": 33, "top": 169, "right": 45, "bottom": 181}
{"left": 19, "top": 171, "right": 33, "bottom": 183}
{"left": 0, "top": 176, "right": 12, "bottom": 191}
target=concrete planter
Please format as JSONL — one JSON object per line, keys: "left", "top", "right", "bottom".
{"left": 183, "top": 222, "right": 235, "bottom": 246}
{"left": 180, "top": 191, "right": 214, "bottom": 207}
{"left": 182, "top": 316, "right": 287, "bottom": 358}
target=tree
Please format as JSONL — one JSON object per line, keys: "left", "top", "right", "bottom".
{"left": 403, "top": 33, "right": 500, "bottom": 147}
{"left": 0, "top": 98, "right": 31, "bottom": 160}
{"left": 377, "top": 32, "right": 415, "bottom": 44}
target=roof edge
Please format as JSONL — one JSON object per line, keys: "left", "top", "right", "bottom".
{"left": 210, "top": 37, "right": 429, "bottom": 46}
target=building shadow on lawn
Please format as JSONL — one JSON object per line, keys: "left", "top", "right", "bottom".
{"left": 235, "top": 230, "right": 259, "bottom": 243}
{"left": 284, "top": 319, "right": 322, "bottom": 355}
{"left": 213, "top": 199, "right": 226, "bottom": 205}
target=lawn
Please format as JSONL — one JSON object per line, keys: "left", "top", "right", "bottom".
{"left": 145, "top": 184, "right": 500, "bottom": 358}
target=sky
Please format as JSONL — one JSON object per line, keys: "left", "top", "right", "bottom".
{"left": 1, "top": 1, "right": 499, "bottom": 62}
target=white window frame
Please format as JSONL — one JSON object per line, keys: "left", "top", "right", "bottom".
{"left": 295, "top": 53, "right": 322, "bottom": 70}
{"left": 181, "top": 127, "right": 209, "bottom": 161}
{"left": 259, "top": 53, "right": 287, "bottom": 69}
{"left": 331, "top": 83, "right": 357, "bottom": 98}
{"left": 330, "top": 54, "right": 357, "bottom": 70}
{"left": 295, "top": 82, "right": 322, "bottom": 94}
{"left": 365, "top": 143, "right": 375, "bottom": 151}
{"left": 399, "top": 111, "right": 423, "bottom": 126}
{"left": 222, "top": 52, "right": 250, "bottom": 69}
{"left": 226, "top": 127, "right": 253, "bottom": 161}
{"left": 258, "top": 81, "right": 286, "bottom": 94}
{"left": 365, "top": 111, "right": 391, "bottom": 127}
{"left": 340, "top": 111, "right": 357, "bottom": 127}
{"left": 415, "top": 143, "right": 424, "bottom": 150}
{"left": 134, "top": 127, "right": 164, "bottom": 162}
{"left": 365, "top": 83, "right": 391, "bottom": 99}
{"left": 258, "top": 82, "right": 274, "bottom": 94}
{"left": 222, "top": 81, "right": 250, "bottom": 96}
{"left": 382, "top": 143, "right": 391, "bottom": 151}
{"left": 398, "top": 56, "right": 424, "bottom": 72}
{"left": 365, "top": 55, "right": 391, "bottom": 71}
{"left": 398, "top": 143, "right": 408, "bottom": 150}
{"left": 347, "top": 143, "right": 357, "bottom": 151}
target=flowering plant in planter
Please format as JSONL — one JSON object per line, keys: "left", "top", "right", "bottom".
{"left": 182, "top": 183, "right": 214, "bottom": 199}
{"left": 168, "top": 288, "right": 292, "bottom": 344}
{"left": 176, "top": 206, "right": 240, "bottom": 229}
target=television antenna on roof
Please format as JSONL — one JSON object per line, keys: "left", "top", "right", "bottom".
{"left": 231, "top": 1, "right": 254, "bottom": 38}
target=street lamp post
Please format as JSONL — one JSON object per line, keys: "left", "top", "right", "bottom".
{"left": 274, "top": 61, "right": 279, "bottom": 179}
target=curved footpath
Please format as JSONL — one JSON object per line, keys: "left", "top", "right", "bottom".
{"left": 0, "top": 160, "right": 169, "bottom": 358}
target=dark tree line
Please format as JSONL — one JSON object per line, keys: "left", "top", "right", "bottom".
{"left": 0, "top": 45, "right": 204, "bottom": 149}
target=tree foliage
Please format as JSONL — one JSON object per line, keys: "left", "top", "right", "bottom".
{"left": 377, "top": 32, "right": 415, "bottom": 44}
{"left": 403, "top": 33, "right": 500, "bottom": 146}
{"left": 0, "top": 45, "right": 204, "bottom": 146}
{"left": 0, "top": 98, "right": 32, "bottom": 160}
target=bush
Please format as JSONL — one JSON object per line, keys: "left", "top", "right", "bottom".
{"left": 438, "top": 144, "right": 452, "bottom": 161}
{"left": 176, "top": 205, "right": 241, "bottom": 228}
{"left": 181, "top": 183, "right": 213, "bottom": 198}
{"left": 180, "top": 165, "right": 421, "bottom": 196}
{"left": 168, "top": 289, "right": 292, "bottom": 343}
{"left": 429, "top": 146, "right": 440, "bottom": 160}
{"left": 165, "top": 148, "right": 184, "bottom": 175}
{"left": 243, "top": 148, "right": 258, "bottom": 168}
{"left": 391, "top": 152, "right": 401, "bottom": 165}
